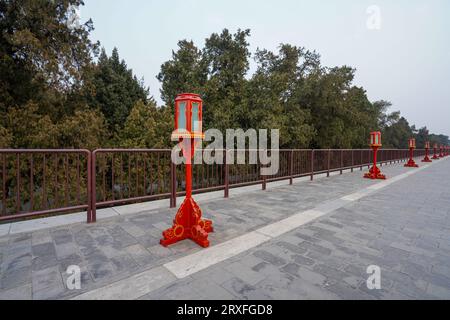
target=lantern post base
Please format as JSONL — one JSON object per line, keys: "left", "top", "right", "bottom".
{"left": 432, "top": 155, "right": 440, "bottom": 160}
{"left": 404, "top": 159, "right": 419, "bottom": 167}
{"left": 422, "top": 156, "right": 432, "bottom": 163}
{"left": 160, "top": 197, "right": 213, "bottom": 248}
{"left": 364, "top": 165, "right": 386, "bottom": 180}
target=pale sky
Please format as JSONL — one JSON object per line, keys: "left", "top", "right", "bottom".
{"left": 81, "top": 0, "right": 450, "bottom": 136}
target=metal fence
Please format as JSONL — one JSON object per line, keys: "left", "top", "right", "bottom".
{"left": 0, "top": 148, "right": 427, "bottom": 223}
{"left": 0, "top": 149, "right": 91, "bottom": 222}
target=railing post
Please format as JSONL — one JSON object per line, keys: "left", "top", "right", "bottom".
{"left": 289, "top": 150, "right": 294, "bottom": 185}
{"left": 327, "top": 149, "right": 330, "bottom": 177}
{"left": 351, "top": 149, "right": 354, "bottom": 172}
{"left": 86, "top": 150, "right": 92, "bottom": 223}
{"left": 360, "top": 149, "right": 363, "bottom": 171}
{"left": 90, "top": 150, "right": 97, "bottom": 223}
{"left": 262, "top": 173, "right": 266, "bottom": 190}
{"left": 170, "top": 161, "right": 176, "bottom": 208}
{"left": 224, "top": 150, "right": 229, "bottom": 198}
{"left": 262, "top": 150, "right": 267, "bottom": 190}
{"left": 340, "top": 150, "right": 343, "bottom": 174}
{"left": 310, "top": 149, "right": 314, "bottom": 181}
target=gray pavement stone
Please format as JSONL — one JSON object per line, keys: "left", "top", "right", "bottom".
{"left": 55, "top": 242, "right": 79, "bottom": 260}
{"left": 0, "top": 283, "right": 31, "bottom": 300}
{"left": 51, "top": 229, "right": 73, "bottom": 245}
{"left": 58, "top": 253, "right": 84, "bottom": 273}
{"left": 253, "top": 250, "right": 287, "bottom": 267}
{"left": 86, "top": 261, "right": 115, "bottom": 282}
{"left": 426, "top": 283, "right": 450, "bottom": 299}
{"left": 313, "top": 264, "right": 350, "bottom": 281}
{"left": 224, "top": 261, "right": 266, "bottom": 286}
{"left": 291, "top": 254, "right": 315, "bottom": 266}
{"left": 1, "top": 158, "right": 450, "bottom": 299}
{"left": 110, "top": 253, "right": 139, "bottom": 273}
{"left": 190, "top": 278, "right": 237, "bottom": 300}
{"left": 32, "top": 266, "right": 65, "bottom": 299}
{"left": 191, "top": 265, "right": 236, "bottom": 285}
{"left": 276, "top": 241, "right": 307, "bottom": 255}
{"left": 0, "top": 266, "right": 31, "bottom": 290}
{"left": 299, "top": 241, "right": 332, "bottom": 256}
{"left": 124, "top": 244, "right": 155, "bottom": 267}
{"left": 1, "top": 252, "right": 32, "bottom": 272}
{"left": 221, "top": 277, "right": 272, "bottom": 300}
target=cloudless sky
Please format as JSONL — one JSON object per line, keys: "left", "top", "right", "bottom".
{"left": 81, "top": 0, "right": 450, "bottom": 136}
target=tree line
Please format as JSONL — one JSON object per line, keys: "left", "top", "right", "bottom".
{"left": 1, "top": 1, "right": 448, "bottom": 151}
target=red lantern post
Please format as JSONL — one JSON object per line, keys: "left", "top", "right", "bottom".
{"left": 160, "top": 93, "right": 213, "bottom": 248}
{"left": 404, "top": 138, "right": 419, "bottom": 167}
{"left": 421, "top": 141, "right": 432, "bottom": 162}
{"left": 439, "top": 145, "right": 444, "bottom": 158}
{"left": 432, "top": 143, "right": 440, "bottom": 160}
{"left": 364, "top": 131, "right": 386, "bottom": 179}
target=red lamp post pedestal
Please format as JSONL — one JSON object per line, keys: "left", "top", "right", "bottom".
{"left": 432, "top": 143, "right": 440, "bottom": 160}
{"left": 404, "top": 138, "right": 419, "bottom": 168}
{"left": 160, "top": 93, "right": 213, "bottom": 248}
{"left": 422, "top": 141, "right": 432, "bottom": 162}
{"left": 364, "top": 132, "right": 386, "bottom": 180}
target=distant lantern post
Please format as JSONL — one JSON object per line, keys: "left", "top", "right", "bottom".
{"left": 160, "top": 93, "right": 213, "bottom": 248}
{"left": 404, "top": 138, "right": 419, "bottom": 168}
{"left": 432, "top": 143, "right": 440, "bottom": 160}
{"left": 422, "top": 141, "right": 432, "bottom": 163}
{"left": 364, "top": 131, "right": 386, "bottom": 179}
{"left": 439, "top": 145, "right": 444, "bottom": 158}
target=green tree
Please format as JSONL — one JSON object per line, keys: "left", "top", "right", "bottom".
{"left": 0, "top": 0, "right": 98, "bottom": 112}
{"left": 86, "top": 47, "right": 149, "bottom": 133}
{"left": 414, "top": 126, "right": 429, "bottom": 148}
{"left": 381, "top": 113, "right": 414, "bottom": 148}
{"left": 202, "top": 29, "right": 251, "bottom": 131}
{"left": 0, "top": 0, "right": 101, "bottom": 148}
{"left": 118, "top": 100, "right": 172, "bottom": 148}
{"left": 157, "top": 40, "right": 208, "bottom": 108}
{"left": 246, "top": 44, "right": 317, "bottom": 147}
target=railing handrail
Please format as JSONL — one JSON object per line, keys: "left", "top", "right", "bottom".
{"left": 0, "top": 148, "right": 433, "bottom": 223}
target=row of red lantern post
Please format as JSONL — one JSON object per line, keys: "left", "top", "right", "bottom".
{"left": 159, "top": 93, "right": 448, "bottom": 249}
{"left": 364, "top": 131, "right": 449, "bottom": 180}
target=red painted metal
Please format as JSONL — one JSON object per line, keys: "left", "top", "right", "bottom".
{"left": 160, "top": 93, "right": 213, "bottom": 248}
{"left": 364, "top": 132, "right": 386, "bottom": 180}
{"left": 0, "top": 149, "right": 91, "bottom": 222}
{"left": 405, "top": 138, "right": 419, "bottom": 168}
{"left": 422, "top": 141, "right": 432, "bottom": 162}
{"left": 439, "top": 145, "right": 444, "bottom": 158}
{"left": 432, "top": 143, "right": 440, "bottom": 160}
{"left": 1, "top": 147, "right": 419, "bottom": 223}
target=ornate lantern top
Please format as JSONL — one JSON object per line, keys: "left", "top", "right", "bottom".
{"left": 369, "top": 131, "right": 382, "bottom": 147}
{"left": 408, "top": 138, "right": 416, "bottom": 149}
{"left": 172, "top": 93, "right": 204, "bottom": 140}
{"left": 425, "top": 141, "right": 430, "bottom": 149}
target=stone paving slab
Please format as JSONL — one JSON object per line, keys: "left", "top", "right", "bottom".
{"left": 171, "top": 158, "right": 449, "bottom": 300}
{"left": 0, "top": 157, "right": 449, "bottom": 299}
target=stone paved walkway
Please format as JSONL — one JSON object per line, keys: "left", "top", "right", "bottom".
{"left": 1, "top": 157, "right": 449, "bottom": 299}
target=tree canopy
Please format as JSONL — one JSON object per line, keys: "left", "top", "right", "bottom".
{"left": 1, "top": 1, "right": 448, "bottom": 150}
